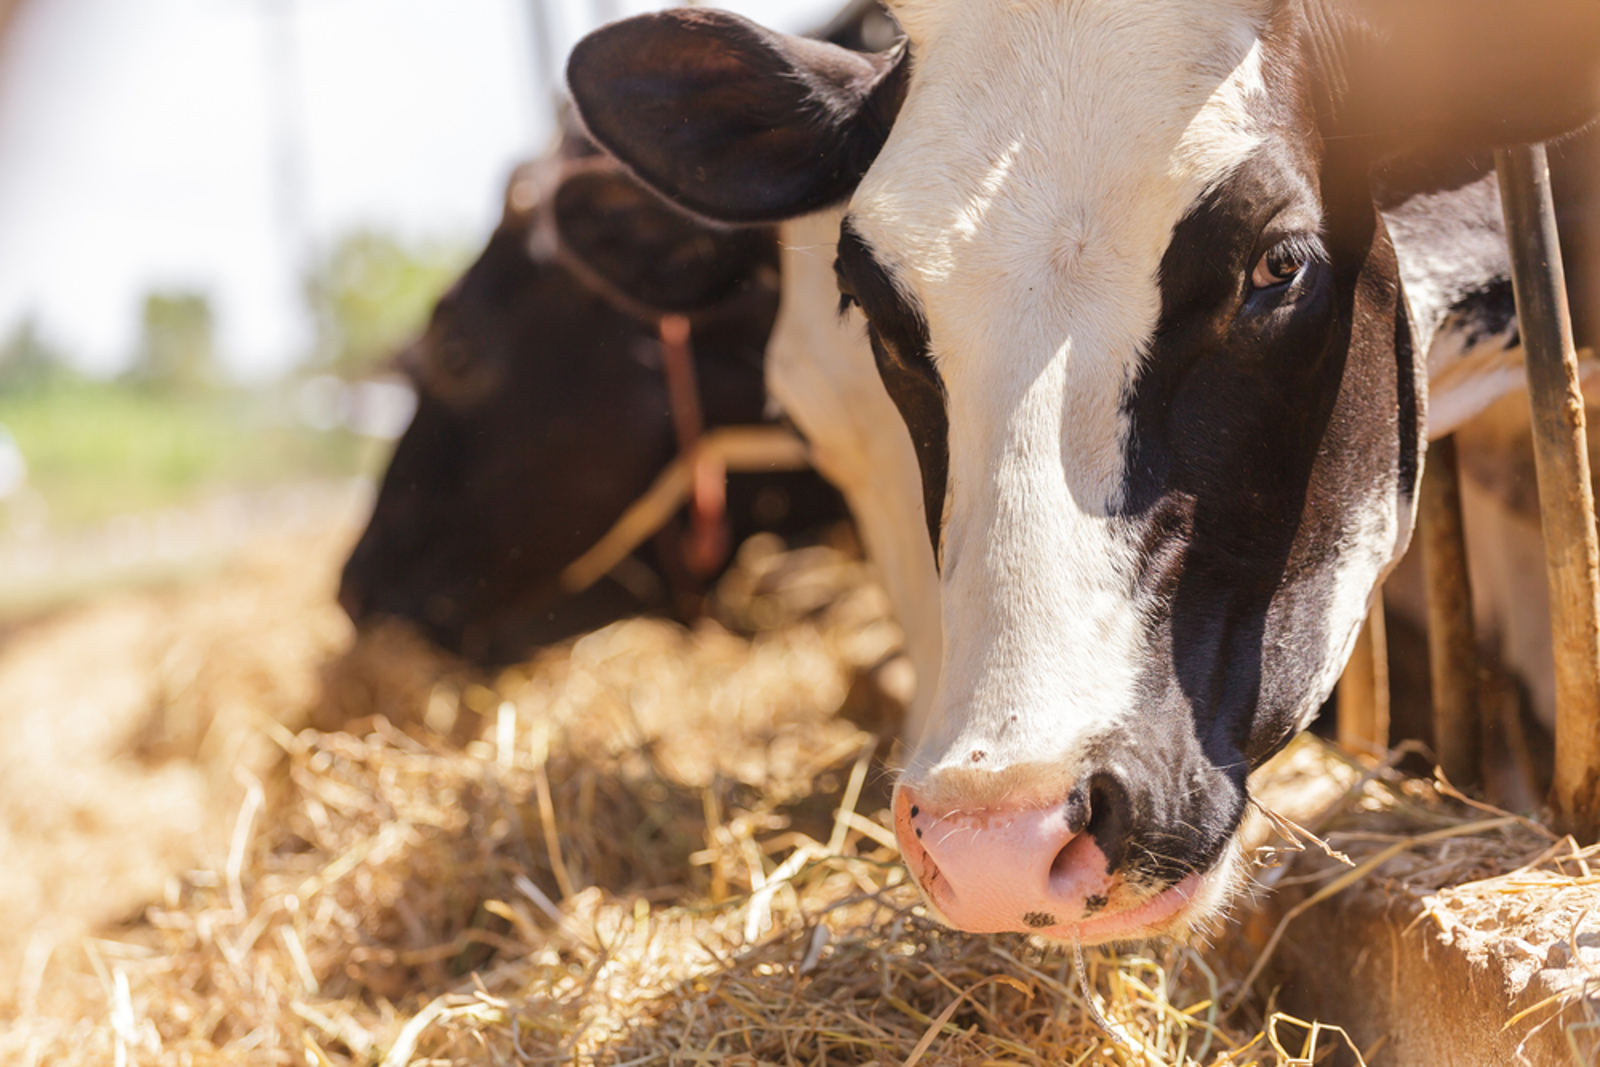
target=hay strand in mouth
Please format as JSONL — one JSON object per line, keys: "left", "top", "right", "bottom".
{"left": 1075, "top": 939, "right": 1140, "bottom": 1056}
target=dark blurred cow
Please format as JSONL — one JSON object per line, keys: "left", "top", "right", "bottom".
{"left": 338, "top": 138, "right": 846, "bottom": 664}
{"left": 338, "top": 2, "right": 903, "bottom": 665}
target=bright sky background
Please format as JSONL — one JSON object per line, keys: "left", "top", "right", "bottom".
{"left": 0, "top": 0, "right": 838, "bottom": 379}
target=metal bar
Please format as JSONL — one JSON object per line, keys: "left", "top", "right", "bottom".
{"left": 1336, "top": 597, "right": 1390, "bottom": 758}
{"left": 1495, "top": 144, "right": 1600, "bottom": 838}
{"left": 1419, "top": 433, "right": 1482, "bottom": 791}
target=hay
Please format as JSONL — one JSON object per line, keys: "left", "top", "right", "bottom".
{"left": 6, "top": 711, "right": 1289, "bottom": 1067}
{"left": 0, "top": 524, "right": 362, "bottom": 1021}
{"left": 0, "top": 526, "right": 1463, "bottom": 1067}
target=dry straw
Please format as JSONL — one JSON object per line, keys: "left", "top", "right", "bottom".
{"left": 2, "top": 531, "right": 1588, "bottom": 1065}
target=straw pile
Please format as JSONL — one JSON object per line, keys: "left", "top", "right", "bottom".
{"left": 0, "top": 526, "right": 1491, "bottom": 1067}
{"left": 0, "top": 523, "right": 361, "bottom": 1020}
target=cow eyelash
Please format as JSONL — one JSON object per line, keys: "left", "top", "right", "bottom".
{"left": 834, "top": 258, "right": 860, "bottom": 317}
{"left": 1279, "top": 233, "right": 1326, "bottom": 266}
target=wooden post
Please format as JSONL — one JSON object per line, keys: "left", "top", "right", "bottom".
{"left": 1495, "top": 144, "right": 1600, "bottom": 840}
{"left": 1337, "top": 599, "right": 1390, "bottom": 758}
{"left": 1419, "top": 434, "right": 1482, "bottom": 792}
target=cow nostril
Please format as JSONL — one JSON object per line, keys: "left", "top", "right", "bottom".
{"left": 1049, "top": 836, "right": 1075, "bottom": 883}
{"left": 1046, "top": 784, "right": 1093, "bottom": 884}
{"left": 1083, "top": 773, "right": 1132, "bottom": 874}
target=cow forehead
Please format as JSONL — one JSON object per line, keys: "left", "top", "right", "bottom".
{"left": 854, "top": 0, "right": 1273, "bottom": 395}
{"left": 851, "top": 0, "right": 1273, "bottom": 504}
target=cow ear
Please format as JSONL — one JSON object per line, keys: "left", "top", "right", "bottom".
{"left": 1324, "top": 0, "right": 1600, "bottom": 155}
{"left": 566, "top": 8, "right": 909, "bottom": 224}
{"left": 554, "top": 169, "right": 776, "bottom": 312}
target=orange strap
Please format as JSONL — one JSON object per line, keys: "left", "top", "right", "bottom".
{"left": 658, "top": 314, "right": 729, "bottom": 577}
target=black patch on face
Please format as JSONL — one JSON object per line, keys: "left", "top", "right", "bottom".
{"left": 834, "top": 219, "right": 950, "bottom": 560}
{"left": 1124, "top": 150, "right": 1345, "bottom": 754}
{"left": 1022, "top": 911, "right": 1056, "bottom": 929}
{"left": 1082, "top": 894, "right": 1108, "bottom": 916}
{"left": 1099, "top": 137, "right": 1411, "bottom": 887}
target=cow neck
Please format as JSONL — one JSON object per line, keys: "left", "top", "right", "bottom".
{"left": 527, "top": 175, "right": 754, "bottom": 580}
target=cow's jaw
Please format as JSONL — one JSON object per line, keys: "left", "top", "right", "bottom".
{"left": 843, "top": 0, "right": 1393, "bottom": 943}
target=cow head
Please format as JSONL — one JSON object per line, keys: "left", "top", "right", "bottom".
{"left": 338, "top": 152, "right": 784, "bottom": 662}
{"left": 569, "top": 0, "right": 1600, "bottom": 942}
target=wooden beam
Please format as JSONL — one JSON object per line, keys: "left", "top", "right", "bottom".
{"left": 1495, "top": 144, "right": 1600, "bottom": 839}
{"left": 1336, "top": 598, "right": 1390, "bottom": 758}
{"left": 1419, "top": 433, "right": 1482, "bottom": 792}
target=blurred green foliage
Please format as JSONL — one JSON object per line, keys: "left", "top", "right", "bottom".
{"left": 304, "top": 229, "right": 469, "bottom": 375}
{"left": 0, "top": 316, "right": 74, "bottom": 394}
{"left": 0, "top": 227, "right": 465, "bottom": 532}
{"left": 124, "top": 290, "right": 218, "bottom": 393}
{"left": 0, "top": 378, "right": 385, "bottom": 526}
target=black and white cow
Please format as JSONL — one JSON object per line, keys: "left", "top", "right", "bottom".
{"left": 338, "top": 141, "right": 846, "bottom": 664}
{"left": 337, "top": 4, "right": 903, "bottom": 666}
{"left": 567, "top": 1, "right": 1600, "bottom": 943}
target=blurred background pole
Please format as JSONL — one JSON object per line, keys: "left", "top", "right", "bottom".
{"left": 1419, "top": 434, "right": 1481, "bottom": 791}
{"left": 260, "top": 0, "right": 312, "bottom": 353}
{"left": 526, "top": 0, "right": 561, "bottom": 112}
{"left": 262, "top": 0, "right": 309, "bottom": 252}
{"left": 1495, "top": 143, "right": 1600, "bottom": 840}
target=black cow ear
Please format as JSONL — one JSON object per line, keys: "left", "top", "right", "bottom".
{"left": 1322, "top": 0, "right": 1600, "bottom": 156}
{"left": 566, "top": 8, "right": 909, "bottom": 224}
{"left": 554, "top": 169, "right": 775, "bottom": 312}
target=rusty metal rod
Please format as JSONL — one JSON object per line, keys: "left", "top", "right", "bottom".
{"left": 1336, "top": 597, "right": 1390, "bottom": 758}
{"left": 1495, "top": 143, "right": 1600, "bottom": 839}
{"left": 1419, "top": 434, "right": 1482, "bottom": 792}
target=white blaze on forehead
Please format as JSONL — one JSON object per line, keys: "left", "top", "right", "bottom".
{"left": 853, "top": 0, "right": 1272, "bottom": 800}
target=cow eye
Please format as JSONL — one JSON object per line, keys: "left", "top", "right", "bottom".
{"left": 834, "top": 258, "right": 860, "bottom": 316}
{"left": 1249, "top": 236, "right": 1320, "bottom": 292}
